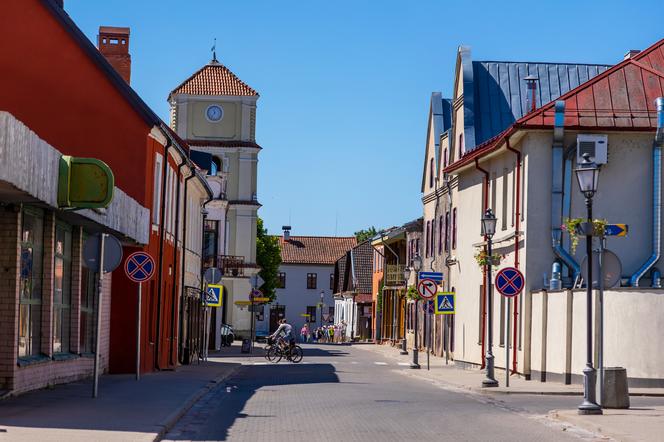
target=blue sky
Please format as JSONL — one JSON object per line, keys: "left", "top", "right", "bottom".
{"left": 66, "top": 0, "right": 662, "bottom": 236}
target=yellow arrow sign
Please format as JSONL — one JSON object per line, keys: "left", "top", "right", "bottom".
{"left": 234, "top": 300, "right": 252, "bottom": 306}
{"left": 252, "top": 297, "right": 270, "bottom": 302}
{"left": 300, "top": 313, "right": 311, "bottom": 317}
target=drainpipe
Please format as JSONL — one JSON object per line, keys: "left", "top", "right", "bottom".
{"left": 155, "top": 137, "right": 172, "bottom": 370}
{"left": 506, "top": 138, "right": 520, "bottom": 374}
{"left": 475, "top": 159, "right": 489, "bottom": 370}
{"left": 551, "top": 101, "right": 581, "bottom": 282}
{"left": 178, "top": 168, "right": 197, "bottom": 364}
{"left": 168, "top": 160, "right": 186, "bottom": 366}
{"left": 630, "top": 97, "right": 664, "bottom": 286}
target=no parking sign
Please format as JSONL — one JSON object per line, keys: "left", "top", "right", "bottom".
{"left": 495, "top": 267, "right": 525, "bottom": 297}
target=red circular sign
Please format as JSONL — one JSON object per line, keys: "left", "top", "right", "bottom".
{"left": 417, "top": 278, "right": 438, "bottom": 299}
{"left": 124, "top": 251, "right": 155, "bottom": 283}
{"left": 495, "top": 267, "right": 525, "bottom": 297}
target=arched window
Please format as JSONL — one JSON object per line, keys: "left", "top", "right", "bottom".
{"left": 443, "top": 148, "right": 448, "bottom": 168}
{"left": 458, "top": 133, "right": 464, "bottom": 159}
{"left": 425, "top": 221, "right": 430, "bottom": 257}
{"left": 429, "top": 158, "right": 435, "bottom": 188}
{"left": 431, "top": 219, "right": 436, "bottom": 257}
{"left": 452, "top": 208, "right": 458, "bottom": 249}
{"left": 438, "top": 215, "right": 443, "bottom": 254}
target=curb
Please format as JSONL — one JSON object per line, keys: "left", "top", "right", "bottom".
{"left": 153, "top": 363, "right": 241, "bottom": 441}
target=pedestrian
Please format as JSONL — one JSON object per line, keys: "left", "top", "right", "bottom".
{"left": 300, "top": 324, "right": 309, "bottom": 343}
{"left": 328, "top": 325, "right": 334, "bottom": 343}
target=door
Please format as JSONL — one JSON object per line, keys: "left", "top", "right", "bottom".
{"left": 269, "top": 305, "right": 285, "bottom": 333}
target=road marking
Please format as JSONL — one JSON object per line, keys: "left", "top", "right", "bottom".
{"left": 351, "top": 361, "right": 359, "bottom": 364}
{"left": 253, "top": 362, "right": 269, "bottom": 365}
{"left": 398, "top": 362, "right": 410, "bottom": 366}
{"left": 374, "top": 362, "right": 388, "bottom": 365}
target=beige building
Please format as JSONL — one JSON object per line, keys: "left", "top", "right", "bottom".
{"left": 440, "top": 40, "right": 664, "bottom": 386}
{"left": 169, "top": 54, "right": 261, "bottom": 341}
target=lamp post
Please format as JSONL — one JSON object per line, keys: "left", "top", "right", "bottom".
{"left": 410, "top": 255, "right": 422, "bottom": 369}
{"left": 400, "top": 267, "right": 411, "bottom": 355}
{"left": 575, "top": 152, "right": 603, "bottom": 415}
{"left": 319, "top": 290, "right": 324, "bottom": 329}
{"left": 481, "top": 208, "right": 498, "bottom": 387}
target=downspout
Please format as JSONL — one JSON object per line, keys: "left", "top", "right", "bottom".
{"left": 169, "top": 160, "right": 186, "bottom": 366}
{"left": 506, "top": 138, "right": 520, "bottom": 374}
{"left": 475, "top": 159, "right": 489, "bottom": 370}
{"left": 155, "top": 136, "right": 172, "bottom": 370}
{"left": 630, "top": 97, "right": 664, "bottom": 286}
{"left": 551, "top": 101, "right": 581, "bottom": 281}
{"left": 178, "top": 169, "right": 196, "bottom": 364}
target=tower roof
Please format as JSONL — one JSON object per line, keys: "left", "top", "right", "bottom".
{"left": 169, "top": 60, "right": 258, "bottom": 99}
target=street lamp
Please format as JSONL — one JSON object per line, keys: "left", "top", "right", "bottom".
{"left": 400, "top": 267, "right": 411, "bottom": 355}
{"left": 319, "top": 290, "right": 324, "bottom": 328}
{"left": 411, "top": 255, "right": 422, "bottom": 369}
{"left": 481, "top": 208, "right": 498, "bottom": 387}
{"left": 575, "top": 152, "right": 603, "bottom": 415}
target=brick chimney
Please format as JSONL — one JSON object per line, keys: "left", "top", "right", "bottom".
{"left": 97, "top": 26, "right": 131, "bottom": 83}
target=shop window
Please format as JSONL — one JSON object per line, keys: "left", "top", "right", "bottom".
{"left": 53, "top": 224, "right": 72, "bottom": 354}
{"left": 80, "top": 256, "right": 98, "bottom": 354}
{"left": 306, "top": 273, "right": 317, "bottom": 289}
{"left": 18, "top": 209, "right": 44, "bottom": 358}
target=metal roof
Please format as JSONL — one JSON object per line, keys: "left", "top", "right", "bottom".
{"left": 471, "top": 61, "right": 610, "bottom": 146}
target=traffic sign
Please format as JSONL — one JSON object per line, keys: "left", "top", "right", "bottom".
{"left": 205, "top": 284, "right": 223, "bottom": 307}
{"left": 253, "top": 297, "right": 270, "bottom": 303}
{"left": 417, "top": 278, "right": 438, "bottom": 299}
{"left": 418, "top": 272, "right": 443, "bottom": 284}
{"left": 234, "top": 300, "right": 252, "bottom": 306}
{"left": 426, "top": 300, "right": 435, "bottom": 314}
{"left": 605, "top": 224, "right": 628, "bottom": 237}
{"left": 251, "top": 274, "right": 265, "bottom": 288}
{"left": 495, "top": 267, "right": 525, "bottom": 297}
{"left": 204, "top": 267, "right": 222, "bottom": 284}
{"left": 434, "top": 292, "right": 455, "bottom": 314}
{"left": 250, "top": 288, "right": 263, "bottom": 299}
{"left": 124, "top": 252, "right": 155, "bottom": 283}
{"left": 83, "top": 234, "right": 123, "bottom": 273}
{"left": 300, "top": 313, "right": 311, "bottom": 317}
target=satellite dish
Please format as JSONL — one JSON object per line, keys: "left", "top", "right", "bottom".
{"left": 580, "top": 249, "right": 622, "bottom": 289}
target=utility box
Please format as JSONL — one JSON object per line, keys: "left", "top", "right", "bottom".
{"left": 602, "top": 367, "right": 630, "bottom": 409}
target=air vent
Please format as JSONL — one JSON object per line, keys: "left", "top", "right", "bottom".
{"left": 577, "top": 134, "right": 608, "bottom": 165}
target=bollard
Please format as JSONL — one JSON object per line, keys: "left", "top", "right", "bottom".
{"left": 602, "top": 367, "right": 630, "bottom": 409}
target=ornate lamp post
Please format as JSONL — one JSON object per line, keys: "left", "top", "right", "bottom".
{"left": 481, "top": 208, "right": 498, "bottom": 387}
{"left": 400, "top": 267, "right": 411, "bottom": 355}
{"left": 575, "top": 153, "right": 603, "bottom": 415}
{"left": 410, "top": 255, "right": 422, "bottom": 369}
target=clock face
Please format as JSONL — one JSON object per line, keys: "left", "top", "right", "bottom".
{"left": 206, "top": 105, "right": 223, "bottom": 122}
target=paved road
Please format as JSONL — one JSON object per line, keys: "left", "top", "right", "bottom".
{"left": 164, "top": 343, "right": 593, "bottom": 442}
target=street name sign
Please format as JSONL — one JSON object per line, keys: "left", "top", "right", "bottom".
{"left": 205, "top": 284, "right": 223, "bottom": 307}
{"left": 495, "top": 267, "right": 525, "bottom": 297}
{"left": 605, "top": 224, "right": 628, "bottom": 237}
{"left": 417, "top": 278, "right": 437, "bottom": 299}
{"left": 418, "top": 272, "right": 443, "bottom": 284}
{"left": 124, "top": 252, "right": 155, "bottom": 283}
{"left": 234, "top": 300, "right": 252, "bottom": 306}
{"left": 252, "top": 297, "right": 270, "bottom": 303}
{"left": 434, "top": 292, "right": 455, "bottom": 315}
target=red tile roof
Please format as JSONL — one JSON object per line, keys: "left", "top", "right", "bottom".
{"left": 277, "top": 236, "right": 357, "bottom": 265}
{"left": 445, "top": 38, "right": 664, "bottom": 174}
{"left": 169, "top": 61, "right": 258, "bottom": 98}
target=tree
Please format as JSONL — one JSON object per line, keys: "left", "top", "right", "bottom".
{"left": 256, "top": 217, "right": 282, "bottom": 301}
{"left": 354, "top": 226, "right": 378, "bottom": 243}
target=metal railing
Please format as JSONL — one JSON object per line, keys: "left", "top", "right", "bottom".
{"left": 219, "top": 255, "right": 245, "bottom": 277}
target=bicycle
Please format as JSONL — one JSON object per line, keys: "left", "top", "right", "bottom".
{"left": 265, "top": 339, "right": 303, "bottom": 363}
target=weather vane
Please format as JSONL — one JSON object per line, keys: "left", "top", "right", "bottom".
{"left": 211, "top": 38, "right": 218, "bottom": 63}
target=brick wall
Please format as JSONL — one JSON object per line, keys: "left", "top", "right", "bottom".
{"left": 0, "top": 207, "right": 20, "bottom": 390}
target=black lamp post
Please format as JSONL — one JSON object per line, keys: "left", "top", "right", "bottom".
{"left": 410, "top": 254, "right": 422, "bottom": 369}
{"left": 575, "top": 152, "right": 603, "bottom": 415}
{"left": 481, "top": 208, "right": 498, "bottom": 387}
{"left": 400, "top": 267, "right": 411, "bottom": 355}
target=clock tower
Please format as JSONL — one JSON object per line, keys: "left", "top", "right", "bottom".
{"left": 169, "top": 55, "right": 260, "bottom": 343}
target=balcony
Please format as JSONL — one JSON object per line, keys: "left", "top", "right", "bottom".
{"left": 385, "top": 264, "right": 406, "bottom": 286}
{"left": 219, "top": 255, "right": 245, "bottom": 277}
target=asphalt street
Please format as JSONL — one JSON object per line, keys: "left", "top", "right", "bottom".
{"left": 164, "top": 343, "right": 602, "bottom": 442}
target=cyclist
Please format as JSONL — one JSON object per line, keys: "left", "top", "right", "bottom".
{"left": 270, "top": 318, "right": 294, "bottom": 351}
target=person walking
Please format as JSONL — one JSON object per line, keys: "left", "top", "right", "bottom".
{"left": 300, "top": 324, "right": 309, "bottom": 343}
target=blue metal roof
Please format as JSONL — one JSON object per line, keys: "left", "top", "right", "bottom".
{"left": 466, "top": 59, "right": 611, "bottom": 148}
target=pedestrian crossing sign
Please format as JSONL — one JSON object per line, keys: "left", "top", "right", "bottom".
{"left": 205, "top": 284, "right": 223, "bottom": 307}
{"left": 434, "top": 292, "right": 455, "bottom": 315}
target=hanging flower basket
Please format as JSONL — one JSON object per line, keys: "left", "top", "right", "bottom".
{"left": 562, "top": 218, "right": 608, "bottom": 253}
{"left": 474, "top": 250, "right": 502, "bottom": 267}
{"left": 406, "top": 286, "right": 419, "bottom": 301}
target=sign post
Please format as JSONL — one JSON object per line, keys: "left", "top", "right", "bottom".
{"left": 495, "top": 267, "right": 525, "bottom": 387}
{"left": 92, "top": 234, "right": 105, "bottom": 399}
{"left": 124, "top": 251, "right": 156, "bottom": 381}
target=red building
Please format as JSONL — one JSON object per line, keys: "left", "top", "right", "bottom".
{"left": 0, "top": 0, "right": 210, "bottom": 391}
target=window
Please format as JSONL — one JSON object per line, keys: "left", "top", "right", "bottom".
{"left": 329, "top": 273, "right": 334, "bottom": 290}
{"left": 452, "top": 208, "right": 458, "bottom": 249}
{"left": 443, "top": 148, "right": 448, "bottom": 168}
{"left": 502, "top": 168, "right": 508, "bottom": 231}
{"left": 425, "top": 221, "right": 430, "bottom": 257}
{"left": 438, "top": 216, "right": 443, "bottom": 254}
{"left": 19, "top": 209, "right": 44, "bottom": 357}
{"left": 306, "top": 306, "right": 317, "bottom": 323}
{"left": 277, "top": 272, "right": 286, "bottom": 289}
{"left": 152, "top": 153, "right": 163, "bottom": 225}
{"left": 203, "top": 220, "right": 218, "bottom": 268}
{"left": 328, "top": 306, "right": 335, "bottom": 323}
{"left": 431, "top": 219, "right": 436, "bottom": 258}
{"left": 458, "top": 133, "right": 464, "bottom": 158}
{"left": 306, "top": 273, "right": 317, "bottom": 289}
{"left": 429, "top": 158, "right": 434, "bottom": 188}
{"left": 53, "top": 224, "right": 72, "bottom": 354}
{"left": 444, "top": 211, "right": 450, "bottom": 252}
{"left": 415, "top": 239, "right": 420, "bottom": 258}
{"left": 80, "top": 265, "right": 97, "bottom": 354}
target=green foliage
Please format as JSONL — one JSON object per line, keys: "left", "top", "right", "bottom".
{"left": 406, "top": 286, "right": 419, "bottom": 300}
{"left": 256, "top": 217, "right": 282, "bottom": 301}
{"left": 376, "top": 278, "right": 384, "bottom": 312}
{"left": 354, "top": 226, "right": 378, "bottom": 243}
{"left": 562, "top": 217, "right": 608, "bottom": 253}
